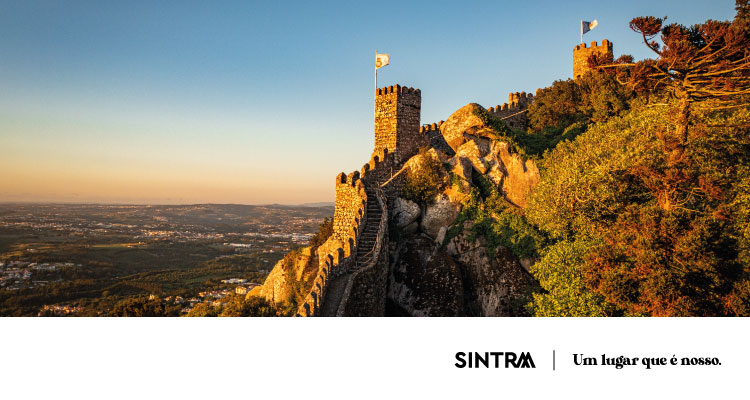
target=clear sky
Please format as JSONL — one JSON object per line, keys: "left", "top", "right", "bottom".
{"left": 0, "top": 0, "right": 738, "bottom": 204}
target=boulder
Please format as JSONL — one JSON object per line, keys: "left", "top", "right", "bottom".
{"left": 388, "top": 235, "right": 464, "bottom": 316}
{"left": 452, "top": 138, "right": 540, "bottom": 208}
{"left": 420, "top": 193, "right": 459, "bottom": 239}
{"left": 455, "top": 140, "right": 489, "bottom": 174}
{"left": 440, "top": 103, "right": 496, "bottom": 152}
{"left": 402, "top": 221, "right": 419, "bottom": 235}
{"left": 450, "top": 154, "right": 474, "bottom": 185}
{"left": 392, "top": 197, "right": 420, "bottom": 228}
{"left": 485, "top": 141, "right": 540, "bottom": 208}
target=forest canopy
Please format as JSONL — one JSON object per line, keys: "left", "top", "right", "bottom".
{"left": 522, "top": 2, "right": 750, "bottom": 316}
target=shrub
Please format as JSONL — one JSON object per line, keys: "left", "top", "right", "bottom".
{"left": 402, "top": 148, "right": 444, "bottom": 205}
{"left": 527, "top": 239, "right": 610, "bottom": 317}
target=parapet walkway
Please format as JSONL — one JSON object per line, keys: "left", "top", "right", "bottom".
{"left": 319, "top": 188, "right": 383, "bottom": 316}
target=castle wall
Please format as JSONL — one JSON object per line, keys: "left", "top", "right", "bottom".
{"left": 486, "top": 91, "right": 534, "bottom": 130}
{"left": 297, "top": 83, "right": 545, "bottom": 316}
{"left": 332, "top": 171, "right": 368, "bottom": 256}
{"left": 337, "top": 184, "right": 389, "bottom": 317}
{"left": 296, "top": 149, "right": 395, "bottom": 316}
{"left": 573, "top": 39, "right": 613, "bottom": 79}
{"left": 420, "top": 121, "right": 454, "bottom": 155}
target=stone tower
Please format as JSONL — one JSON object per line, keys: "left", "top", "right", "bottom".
{"left": 573, "top": 39, "right": 613, "bottom": 79}
{"left": 374, "top": 84, "right": 423, "bottom": 165}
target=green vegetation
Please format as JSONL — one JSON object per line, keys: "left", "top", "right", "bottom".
{"left": 0, "top": 245, "right": 279, "bottom": 316}
{"left": 521, "top": 3, "right": 750, "bottom": 316}
{"left": 402, "top": 147, "right": 445, "bottom": 205}
{"left": 527, "top": 72, "right": 634, "bottom": 134}
{"left": 186, "top": 294, "right": 291, "bottom": 317}
{"left": 445, "top": 175, "right": 547, "bottom": 260}
{"left": 472, "top": 105, "right": 592, "bottom": 158}
{"left": 110, "top": 295, "right": 182, "bottom": 317}
{"left": 527, "top": 239, "right": 610, "bottom": 317}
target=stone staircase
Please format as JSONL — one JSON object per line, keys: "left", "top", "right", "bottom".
{"left": 355, "top": 190, "right": 382, "bottom": 268}
{"left": 319, "top": 188, "right": 382, "bottom": 316}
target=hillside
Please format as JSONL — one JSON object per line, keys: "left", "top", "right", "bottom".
{"left": 242, "top": 5, "right": 750, "bottom": 317}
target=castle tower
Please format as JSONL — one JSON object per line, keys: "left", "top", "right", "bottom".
{"left": 573, "top": 39, "right": 613, "bottom": 79}
{"left": 374, "top": 84, "right": 422, "bottom": 165}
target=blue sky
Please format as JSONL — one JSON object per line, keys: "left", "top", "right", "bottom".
{"left": 0, "top": 0, "right": 738, "bottom": 204}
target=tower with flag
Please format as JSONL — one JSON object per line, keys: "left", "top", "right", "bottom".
{"left": 375, "top": 52, "right": 390, "bottom": 93}
{"left": 581, "top": 19, "right": 598, "bottom": 43}
{"left": 573, "top": 19, "right": 612, "bottom": 79}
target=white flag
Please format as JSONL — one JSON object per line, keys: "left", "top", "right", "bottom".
{"left": 582, "top": 20, "right": 598, "bottom": 35}
{"left": 375, "top": 53, "right": 390, "bottom": 69}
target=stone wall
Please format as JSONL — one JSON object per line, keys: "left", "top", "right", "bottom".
{"left": 360, "top": 148, "right": 396, "bottom": 186}
{"left": 420, "top": 122, "right": 454, "bottom": 155}
{"left": 332, "top": 171, "right": 368, "bottom": 257}
{"left": 573, "top": 39, "right": 613, "bottom": 79}
{"left": 486, "top": 91, "right": 534, "bottom": 130}
{"left": 337, "top": 187, "right": 389, "bottom": 316}
{"left": 296, "top": 240, "right": 353, "bottom": 317}
{"left": 417, "top": 91, "right": 536, "bottom": 153}
{"left": 374, "top": 85, "right": 426, "bottom": 165}
{"left": 296, "top": 150, "right": 395, "bottom": 316}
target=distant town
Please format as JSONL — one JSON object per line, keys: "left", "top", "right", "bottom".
{"left": 0, "top": 203, "right": 332, "bottom": 316}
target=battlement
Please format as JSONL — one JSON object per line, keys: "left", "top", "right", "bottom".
{"left": 573, "top": 39, "right": 613, "bottom": 79}
{"left": 375, "top": 84, "right": 421, "bottom": 97}
{"left": 484, "top": 91, "right": 535, "bottom": 130}
{"left": 487, "top": 92, "right": 534, "bottom": 114}
{"left": 296, "top": 154, "right": 394, "bottom": 316}
{"left": 419, "top": 121, "right": 444, "bottom": 133}
{"left": 574, "top": 39, "right": 612, "bottom": 52}
{"left": 375, "top": 83, "right": 424, "bottom": 165}
{"left": 360, "top": 148, "right": 397, "bottom": 185}
{"left": 336, "top": 170, "right": 364, "bottom": 188}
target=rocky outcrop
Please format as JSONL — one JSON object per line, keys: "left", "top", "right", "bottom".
{"left": 251, "top": 246, "right": 316, "bottom": 305}
{"left": 421, "top": 193, "right": 459, "bottom": 239}
{"left": 440, "top": 103, "right": 496, "bottom": 152}
{"left": 436, "top": 103, "right": 540, "bottom": 208}
{"left": 487, "top": 142, "right": 540, "bottom": 208}
{"left": 392, "top": 197, "right": 420, "bottom": 228}
{"left": 452, "top": 138, "right": 540, "bottom": 208}
{"left": 445, "top": 222, "right": 537, "bottom": 316}
{"left": 388, "top": 236, "right": 464, "bottom": 316}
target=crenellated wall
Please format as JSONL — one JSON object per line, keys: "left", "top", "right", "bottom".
{"left": 573, "top": 39, "right": 613, "bottom": 79}
{"left": 375, "top": 84, "right": 426, "bottom": 165}
{"left": 332, "top": 171, "right": 368, "bottom": 254}
{"left": 291, "top": 40, "right": 610, "bottom": 315}
{"left": 336, "top": 187, "right": 389, "bottom": 316}
{"left": 420, "top": 121, "right": 454, "bottom": 155}
{"left": 486, "top": 91, "right": 535, "bottom": 130}
{"left": 294, "top": 83, "right": 541, "bottom": 316}
{"left": 296, "top": 148, "right": 395, "bottom": 317}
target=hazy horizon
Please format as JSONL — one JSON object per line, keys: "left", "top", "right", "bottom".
{"left": 0, "top": 200, "right": 334, "bottom": 207}
{"left": 0, "top": 0, "right": 736, "bottom": 204}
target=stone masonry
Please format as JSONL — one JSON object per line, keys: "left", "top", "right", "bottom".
{"left": 295, "top": 46, "right": 614, "bottom": 315}
{"left": 374, "top": 85, "right": 426, "bottom": 165}
{"left": 573, "top": 39, "right": 613, "bottom": 79}
{"left": 486, "top": 91, "right": 535, "bottom": 130}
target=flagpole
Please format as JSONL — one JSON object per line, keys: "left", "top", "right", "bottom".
{"left": 375, "top": 50, "right": 378, "bottom": 94}
{"left": 374, "top": 50, "right": 378, "bottom": 127}
{"left": 580, "top": 20, "right": 583, "bottom": 44}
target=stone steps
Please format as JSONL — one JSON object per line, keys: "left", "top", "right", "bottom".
{"left": 319, "top": 189, "right": 383, "bottom": 316}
